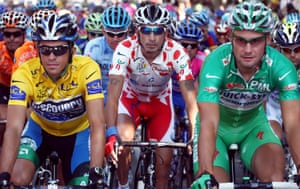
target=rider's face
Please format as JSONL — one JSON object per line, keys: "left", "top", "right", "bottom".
{"left": 280, "top": 44, "right": 300, "bottom": 68}
{"left": 38, "top": 40, "right": 70, "bottom": 80}
{"left": 3, "top": 28, "right": 25, "bottom": 53}
{"left": 103, "top": 28, "right": 128, "bottom": 50}
{"left": 138, "top": 25, "right": 167, "bottom": 55}
{"left": 232, "top": 30, "right": 267, "bottom": 73}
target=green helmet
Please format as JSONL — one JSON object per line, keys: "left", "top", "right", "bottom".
{"left": 84, "top": 13, "right": 103, "bottom": 33}
{"left": 228, "top": 0, "right": 274, "bottom": 33}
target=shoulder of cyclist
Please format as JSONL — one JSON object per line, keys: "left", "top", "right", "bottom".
{"left": 14, "top": 41, "right": 38, "bottom": 72}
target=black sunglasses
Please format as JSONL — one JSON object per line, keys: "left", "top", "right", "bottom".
{"left": 281, "top": 46, "right": 300, "bottom": 54}
{"left": 3, "top": 31, "right": 24, "bottom": 38}
{"left": 38, "top": 45, "right": 69, "bottom": 56}
{"left": 105, "top": 30, "right": 127, "bottom": 38}
{"left": 89, "top": 32, "right": 103, "bottom": 37}
{"left": 181, "top": 42, "right": 198, "bottom": 49}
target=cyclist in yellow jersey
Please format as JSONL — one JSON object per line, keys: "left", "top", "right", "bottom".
{"left": 0, "top": 12, "right": 106, "bottom": 188}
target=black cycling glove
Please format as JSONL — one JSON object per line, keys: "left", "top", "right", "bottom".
{"left": 0, "top": 172, "right": 10, "bottom": 188}
{"left": 88, "top": 167, "right": 104, "bottom": 189}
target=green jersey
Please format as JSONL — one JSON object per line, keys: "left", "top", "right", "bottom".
{"left": 193, "top": 43, "right": 300, "bottom": 174}
{"left": 197, "top": 43, "right": 299, "bottom": 124}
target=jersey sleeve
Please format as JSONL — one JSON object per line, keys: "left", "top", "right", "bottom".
{"left": 171, "top": 41, "right": 194, "bottom": 81}
{"left": 14, "top": 41, "right": 38, "bottom": 72}
{"left": 9, "top": 62, "right": 33, "bottom": 107}
{"left": 197, "top": 50, "right": 225, "bottom": 103}
{"left": 109, "top": 40, "right": 131, "bottom": 76}
{"left": 79, "top": 57, "right": 104, "bottom": 101}
{"left": 272, "top": 54, "right": 300, "bottom": 101}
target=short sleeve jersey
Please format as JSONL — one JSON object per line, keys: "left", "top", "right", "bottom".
{"left": 197, "top": 44, "right": 300, "bottom": 123}
{"left": 9, "top": 56, "right": 104, "bottom": 136}
{"left": 109, "top": 35, "right": 194, "bottom": 102}
{"left": 14, "top": 41, "right": 38, "bottom": 72}
{"left": 84, "top": 36, "right": 114, "bottom": 95}
{"left": 0, "top": 41, "right": 14, "bottom": 86}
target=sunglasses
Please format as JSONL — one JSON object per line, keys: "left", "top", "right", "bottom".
{"left": 3, "top": 31, "right": 24, "bottom": 38}
{"left": 105, "top": 30, "right": 127, "bottom": 38}
{"left": 139, "top": 26, "right": 165, "bottom": 35}
{"left": 89, "top": 32, "right": 103, "bottom": 37}
{"left": 232, "top": 33, "right": 266, "bottom": 46}
{"left": 280, "top": 46, "right": 300, "bottom": 54}
{"left": 181, "top": 42, "right": 198, "bottom": 49}
{"left": 38, "top": 45, "right": 69, "bottom": 56}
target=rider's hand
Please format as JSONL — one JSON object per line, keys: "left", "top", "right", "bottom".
{"left": 88, "top": 167, "right": 104, "bottom": 189}
{"left": 294, "top": 174, "right": 300, "bottom": 185}
{"left": 105, "top": 126, "right": 119, "bottom": 161}
{"left": 105, "top": 135, "right": 118, "bottom": 156}
{"left": 191, "top": 172, "right": 219, "bottom": 189}
{"left": 0, "top": 172, "right": 10, "bottom": 188}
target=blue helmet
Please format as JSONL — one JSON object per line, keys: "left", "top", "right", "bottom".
{"left": 32, "top": 12, "right": 78, "bottom": 41}
{"left": 175, "top": 22, "right": 203, "bottom": 42}
{"left": 286, "top": 13, "right": 300, "bottom": 23}
{"left": 35, "top": 0, "right": 56, "bottom": 10}
{"left": 101, "top": 5, "right": 131, "bottom": 30}
{"left": 272, "top": 22, "right": 300, "bottom": 46}
{"left": 189, "top": 9, "right": 209, "bottom": 26}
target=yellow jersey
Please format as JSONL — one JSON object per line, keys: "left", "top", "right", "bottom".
{"left": 9, "top": 55, "right": 104, "bottom": 136}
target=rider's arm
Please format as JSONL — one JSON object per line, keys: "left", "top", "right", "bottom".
{"left": 179, "top": 80, "right": 197, "bottom": 139}
{"left": 105, "top": 74, "right": 124, "bottom": 128}
{"left": 0, "top": 105, "right": 27, "bottom": 173}
{"left": 87, "top": 98, "right": 106, "bottom": 168}
{"left": 196, "top": 102, "right": 219, "bottom": 177}
{"left": 281, "top": 99, "right": 300, "bottom": 172}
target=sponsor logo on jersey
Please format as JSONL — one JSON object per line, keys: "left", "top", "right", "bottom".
{"left": 248, "top": 80, "right": 271, "bottom": 92}
{"left": 226, "top": 83, "right": 244, "bottom": 89}
{"left": 10, "top": 85, "right": 26, "bottom": 100}
{"left": 60, "top": 80, "right": 78, "bottom": 91}
{"left": 283, "top": 83, "right": 297, "bottom": 90}
{"left": 87, "top": 79, "right": 103, "bottom": 94}
{"left": 204, "top": 87, "right": 218, "bottom": 92}
{"left": 32, "top": 95, "right": 85, "bottom": 122}
{"left": 205, "top": 73, "right": 221, "bottom": 79}
{"left": 278, "top": 70, "right": 291, "bottom": 81}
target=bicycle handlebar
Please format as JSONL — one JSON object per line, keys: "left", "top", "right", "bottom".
{"left": 219, "top": 181, "right": 299, "bottom": 189}
{"left": 120, "top": 141, "right": 188, "bottom": 148}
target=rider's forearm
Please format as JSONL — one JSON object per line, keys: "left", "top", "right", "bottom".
{"left": 105, "top": 75, "right": 124, "bottom": 127}
{"left": 0, "top": 105, "right": 27, "bottom": 173}
{"left": 198, "top": 124, "right": 217, "bottom": 177}
{"left": 90, "top": 125, "right": 105, "bottom": 167}
{"left": 179, "top": 80, "right": 197, "bottom": 138}
{"left": 0, "top": 126, "right": 21, "bottom": 173}
{"left": 281, "top": 100, "right": 300, "bottom": 170}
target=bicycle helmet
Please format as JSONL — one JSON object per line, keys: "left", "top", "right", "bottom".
{"left": 228, "top": 0, "right": 274, "bottom": 33}
{"left": 32, "top": 12, "right": 78, "bottom": 41}
{"left": 30, "top": 9, "right": 56, "bottom": 33}
{"left": 84, "top": 13, "right": 103, "bottom": 33}
{"left": 134, "top": 4, "right": 170, "bottom": 27}
{"left": 188, "top": 9, "right": 209, "bottom": 27}
{"left": 272, "top": 22, "right": 300, "bottom": 46}
{"left": 168, "top": 16, "right": 179, "bottom": 38}
{"left": 0, "top": 11, "right": 28, "bottom": 30}
{"left": 286, "top": 13, "right": 300, "bottom": 23}
{"left": 101, "top": 5, "right": 131, "bottom": 30}
{"left": 215, "top": 22, "right": 230, "bottom": 34}
{"left": 35, "top": 0, "right": 56, "bottom": 10}
{"left": 175, "top": 22, "right": 203, "bottom": 42}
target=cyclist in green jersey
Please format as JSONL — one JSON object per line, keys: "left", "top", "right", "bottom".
{"left": 191, "top": 1, "right": 300, "bottom": 188}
